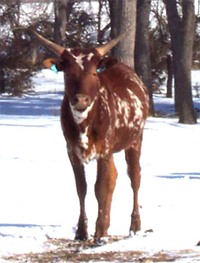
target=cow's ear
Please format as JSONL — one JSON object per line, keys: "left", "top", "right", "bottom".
{"left": 43, "top": 58, "right": 64, "bottom": 73}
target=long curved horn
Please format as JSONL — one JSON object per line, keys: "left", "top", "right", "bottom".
{"left": 96, "top": 29, "right": 129, "bottom": 57}
{"left": 29, "top": 29, "right": 65, "bottom": 56}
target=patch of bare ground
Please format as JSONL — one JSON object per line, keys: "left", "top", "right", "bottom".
{"left": 3, "top": 237, "right": 200, "bottom": 263}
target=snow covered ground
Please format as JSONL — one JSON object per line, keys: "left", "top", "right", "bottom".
{"left": 0, "top": 70, "right": 200, "bottom": 262}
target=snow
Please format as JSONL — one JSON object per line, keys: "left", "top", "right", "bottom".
{"left": 0, "top": 70, "right": 200, "bottom": 261}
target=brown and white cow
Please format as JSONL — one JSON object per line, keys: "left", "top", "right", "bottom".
{"left": 31, "top": 30, "right": 149, "bottom": 242}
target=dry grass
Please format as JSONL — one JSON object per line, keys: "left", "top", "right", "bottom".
{"left": 3, "top": 237, "right": 200, "bottom": 262}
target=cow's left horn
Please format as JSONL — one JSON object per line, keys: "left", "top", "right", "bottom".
{"left": 29, "top": 29, "right": 65, "bottom": 56}
{"left": 96, "top": 29, "right": 129, "bottom": 57}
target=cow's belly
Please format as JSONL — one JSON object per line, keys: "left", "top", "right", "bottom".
{"left": 113, "top": 123, "right": 144, "bottom": 152}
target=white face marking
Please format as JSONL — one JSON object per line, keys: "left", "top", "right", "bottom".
{"left": 68, "top": 51, "right": 94, "bottom": 71}
{"left": 87, "top": 53, "right": 94, "bottom": 61}
{"left": 71, "top": 53, "right": 85, "bottom": 71}
{"left": 70, "top": 100, "right": 95, "bottom": 124}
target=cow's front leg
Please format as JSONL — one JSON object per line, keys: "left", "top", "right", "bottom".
{"left": 68, "top": 149, "right": 88, "bottom": 240}
{"left": 95, "top": 155, "right": 118, "bottom": 241}
{"left": 125, "top": 144, "right": 142, "bottom": 234}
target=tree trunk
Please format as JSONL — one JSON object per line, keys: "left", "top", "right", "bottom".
{"left": 135, "top": 0, "right": 154, "bottom": 116}
{"left": 97, "top": 0, "right": 103, "bottom": 44}
{"left": 0, "top": 70, "right": 5, "bottom": 94}
{"left": 54, "top": 0, "right": 68, "bottom": 46}
{"left": 108, "top": 0, "right": 137, "bottom": 70}
{"left": 179, "top": 0, "right": 196, "bottom": 123}
{"left": 164, "top": 0, "right": 182, "bottom": 111}
{"left": 164, "top": 0, "right": 197, "bottom": 124}
{"left": 166, "top": 54, "right": 173, "bottom": 98}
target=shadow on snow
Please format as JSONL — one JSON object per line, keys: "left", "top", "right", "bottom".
{"left": 0, "top": 91, "right": 64, "bottom": 117}
{"left": 156, "top": 172, "right": 200, "bottom": 179}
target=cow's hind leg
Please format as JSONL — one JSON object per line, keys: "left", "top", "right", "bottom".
{"left": 68, "top": 149, "right": 88, "bottom": 240}
{"left": 95, "top": 155, "right": 118, "bottom": 241}
{"left": 125, "top": 144, "right": 142, "bottom": 234}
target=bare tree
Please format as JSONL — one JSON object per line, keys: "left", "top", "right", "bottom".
{"left": 135, "top": 0, "right": 154, "bottom": 115}
{"left": 54, "top": 0, "right": 68, "bottom": 45}
{"left": 164, "top": 0, "right": 197, "bottom": 124}
{"left": 150, "top": 1, "right": 170, "bottom": 96}
{"left": 166, "top": 54, "right": 173, "bottom": 98}
{"left": 108, "top": 0, "right": 137, "bottom": 69}
{"left": 0, "top": 0, "right": 54, "bottom": 95}
{"left": 97, "top": 0, "right": 110, "bottom": 44}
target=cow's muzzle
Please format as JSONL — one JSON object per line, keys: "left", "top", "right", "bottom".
{"left": 74, "top": 94, "right": 91, "bottom": 111}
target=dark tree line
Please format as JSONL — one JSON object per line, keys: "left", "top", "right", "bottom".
{"left": 0, "top": 0, "right": 52, "bottom": 95}
{"left": 0, "top": 0, "right": 199, "bottom": 123}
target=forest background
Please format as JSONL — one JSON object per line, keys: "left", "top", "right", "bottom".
{"left": 0, "top": 0, "right": 200, "bottom": 124}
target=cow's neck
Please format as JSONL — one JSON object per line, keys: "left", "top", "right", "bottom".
{"left": 76, "top": 97, "right": 98, "bottom": 144}
{"left": 75, "top": 93, "right": 111, "bottom": 158}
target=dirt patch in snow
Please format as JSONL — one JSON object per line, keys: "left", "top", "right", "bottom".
{"left": 3, "top": 237, "right": 200, "bottom": 262}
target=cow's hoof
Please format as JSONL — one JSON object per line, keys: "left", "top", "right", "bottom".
{"left": 75, "top": 230, "right": 88, "bottom": 241}
{"left": 130, "top": 225, "right": 141, "bottom": 235}
{"left": 94, "top": 236, "right": 109, "bottom": 245}
{"left": 130, "top": 214, "right": 141, "bottom": 234}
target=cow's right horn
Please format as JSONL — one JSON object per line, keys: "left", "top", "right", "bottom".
{"left": 96, "top": 29, "right": 129, "bottom": 57}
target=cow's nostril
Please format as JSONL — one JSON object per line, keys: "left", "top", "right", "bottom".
{"left": 84, "top": 96, "right": 91, "bottom": 105}
{"left": 74, "top": 94, "right": 91, "bottom": 110}
{"left": 74, "top": 96, "right": 79, "bottom": 104}
{"left": 85, "top": 96, "right": 89, "bottom": 103}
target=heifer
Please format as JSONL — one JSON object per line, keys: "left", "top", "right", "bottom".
{"left": 31, "top": 30, "right": 149, "bottom": 242}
